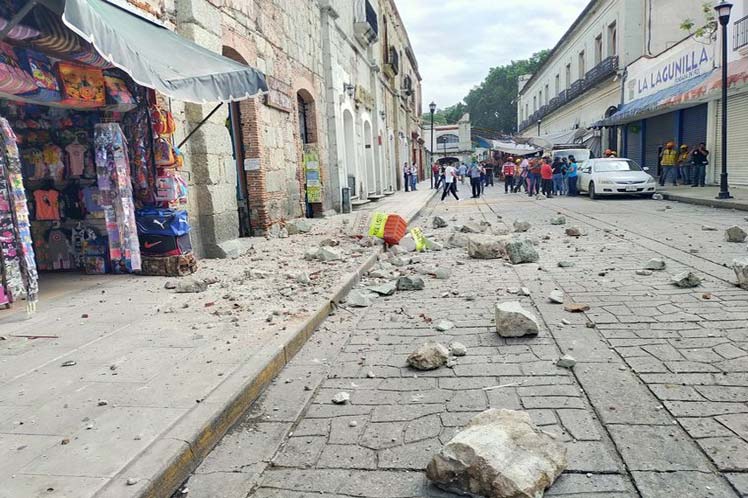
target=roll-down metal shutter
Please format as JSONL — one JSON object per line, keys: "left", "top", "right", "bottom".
{"left": 645, "top": 112, "right": 676, "bottom": 174}
{"left": 715, "top": 93, "right": 748, "bottom": 186}
{"left": 626, "top": 122, "right": 643, "bottom": 166}
{"left": 681, "top": 104, "right": 708, "bottom": 149}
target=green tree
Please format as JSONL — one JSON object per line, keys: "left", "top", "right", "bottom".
{"left": 461, "top": 50, "right": 550, "bottom": 134}
{"left": 421, "top": 102, "right": 466, "bottom": 126}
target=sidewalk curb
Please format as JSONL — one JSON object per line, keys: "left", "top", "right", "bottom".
{"left": 97, "top": 190, "right": 436, "bottom": 498}
{"left": 661, "top": 192, "right": 748, "bottom": 212}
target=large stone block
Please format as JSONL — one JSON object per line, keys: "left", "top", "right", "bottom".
{"left": 176, "top": 0, "right": 221, "bottom": 35}
{"left": 495, "top": 302, "right": 540, "bottom": 337}
{"left": 426, "top": 409, "right": 566, "bottom": 497}
{"left": 194, "top": 183, "right": 239, "bottom": 216}
{"left": 177, "top": 22, "right": 221, "bottom": 52}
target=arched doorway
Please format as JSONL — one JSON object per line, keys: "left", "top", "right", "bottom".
{"left": 222, "top": 46, "right": 252, "bottom": 236}
{"left": 363, "top": 120, "right": 375, "bottom": 196}
{"left": 297, "top": 89, "right": 318, "bottom": 217}
{"left": 343, "top": 110, "right": 357, "bottom": 198}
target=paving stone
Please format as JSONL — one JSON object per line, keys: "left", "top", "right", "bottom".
{"left": 725, "top": 473, "right": 748, "bottom": 496}
{"left": 698, "top": 436, "right": 748, "bottom": 471}
{"left": 715, "top": 413, "right": 748, "bottom": 440}
{"left": 358, "top": 421, "right": 405, "bottom": 450}
{"left": 649, "top": 384, "right": 705, "bottom": 401}
{"left": 271, "top": 436, "right": 327, "bottom": 468}
{"left": 575, "top": 364, "right": 671, "bottom": 424}
{"left": 608, "top": 425, "right": 712, "bottom": 471}
{"left": 632, "top": 471, "right": 739, "bottom": 498}
{"left": 664, "top": 401, "right": 748, "bottom": 417}
{"left": 328, "top": 416, "right": 366, "bottom": 445}
{"left": 545, "top": 473, "right": 634, "bottom": 496}
{"left": 697, "top": 386, "right": 748, "bottom": 402}
{"left": 316, "top": 444, "right": 376, "bottom": 469}
{"left": 679, "top": 417, "right": 736, "bottom": 439}
{"left": 556, "top": 409, "right": 602, "bottom": 441}
{"left": 445, "top": 390, "right": 488, "bottom": 412}
{"left": 197, "top": 422, "right": 290, "bottom": 473}
{"left": 378, "top": 438, "right": 441, "bottom": 470}
{"left": 521, "top": 396, "right": 586, "bottom": 410}
{"left": 565, "top": 440, "right": 622, "bottom": 472}
{"left": 403, "top": 414, "right": 442, "bottom": 443}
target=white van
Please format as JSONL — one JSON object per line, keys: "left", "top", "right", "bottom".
{"left": 552, "top": 147, "right": 591, "bottom": 163}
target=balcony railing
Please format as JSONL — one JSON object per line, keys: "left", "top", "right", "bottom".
{"left": 585, "top": 55, "right": 619, "bottom": 87}
{"left": 735, "top": 15, "right": 748, "bottom": 50}
{"left": 384, "top": 46, "right": 399, "bottom": 77}
{"left": 354, "top": 0, "right": 379, "bottom": 45}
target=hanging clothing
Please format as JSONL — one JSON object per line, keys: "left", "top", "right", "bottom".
{"left": 33, "top": 189, "right": 60, "bottom": 220}
{"left": 94, "top": 123, "right": 141, "bottom": 273}
{"left": 0, "top": 117, "right": 38, "bottom": 307}
{"left": 66, "top": 142, "right": 87, "bottom": 177}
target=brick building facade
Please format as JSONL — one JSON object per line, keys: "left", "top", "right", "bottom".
{"left": 125, "top": 0, "right": 420, "bottom": 257}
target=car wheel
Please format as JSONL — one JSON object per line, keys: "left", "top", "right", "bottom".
{"left": 589, "top": 182, "right": 596, "bottom": 200}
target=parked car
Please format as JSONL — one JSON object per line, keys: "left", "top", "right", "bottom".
{"left": 552, "top": 146, "right": 591, "bottom": 163}
{"left": 577, "top": 158, "right": 657, "bottom": 199}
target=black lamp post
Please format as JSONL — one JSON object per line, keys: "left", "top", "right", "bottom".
{"left": 537, "top": 119, "right": 542, "bottom": 136}
{"left": 715, "top": 1, "right": 733, "bottom": 199}
{"left": 429, "top": 101, "right": 436, "bottom": 188}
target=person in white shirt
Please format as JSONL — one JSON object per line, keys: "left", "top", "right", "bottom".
{"left": 441, "top": 163, "right": 460, "bottom": 201}
{"left": 410, "top": 163, "right": 418, "bottom": 191}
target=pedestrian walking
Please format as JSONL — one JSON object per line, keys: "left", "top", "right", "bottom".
{"left": 540, "top": 157, "right": 553, "bottom": 197}
{"left": 677, "top": 145, "right": 691, "bottom": 185}
{"left": 691, "top": 142, "right": 709, "bottom": 187}
{"left": 410, "top": 163, "right": 418, "bottom": 191}
{"left": 551, "top": 157, "right": 565, "bottom": 196}
{"left": 659, "top": 142, "right": 678, "bottom": 186}
{"left": 567, "top": 155, "right": 579, "bottom": 196}
{"left": 441, "top": 162, "right": 459, "bottom": 201}
{"left": 528, "top": 158, "right": 542, "bottom": 196}
{"left": 484, "top": 162, "right": 494, "bottom": 187}
{"left": 502, "top": 158, "right": 515, "bottom": 193}
{"left": 468, "top": 161, "right": 482, "bottom": 198}
{"left": 431, "top": 162, "right": 440, "bottom": 189}
{"left": 458, "top": 162, "right": 468, "bottom": 184}
{"left": 403, "top": 162, "right": 411, "bottom": 192}
{"left": 479, "top": 163, "right": 486, "bottom": 195}
{"left": 435, "top": 164, "right": 445, "bottom": 190}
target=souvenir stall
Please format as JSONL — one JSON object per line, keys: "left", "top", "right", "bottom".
{"left": 0, "top": 0, "right": 267, "bottom": 309}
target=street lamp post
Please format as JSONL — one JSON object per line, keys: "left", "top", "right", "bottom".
{"left": 429, "top": 101, "right": 436, "bottom": 189}
{"left": 715, "top": 1, "right": 733, "bottom": 199}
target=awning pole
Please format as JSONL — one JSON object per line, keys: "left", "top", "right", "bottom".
{"left": 0, "top": 0, "right": 37, "bottom": 41}
{"left": 177, "top": 102, "right": 224, "bottom": 149}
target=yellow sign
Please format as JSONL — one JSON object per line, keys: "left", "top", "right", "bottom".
{"left": 410, "top": 227, "right": 426, "bottom": 252}
{"left": 368, "top": 212, "right": 388, "bottom": 238}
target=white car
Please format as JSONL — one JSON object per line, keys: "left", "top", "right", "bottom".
{"left": 577, "top": 158, "right": 657, "bottom": 199}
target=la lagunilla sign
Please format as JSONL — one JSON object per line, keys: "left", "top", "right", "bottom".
{"left": 626, "top": 37, "right": 716, "bottom": 104}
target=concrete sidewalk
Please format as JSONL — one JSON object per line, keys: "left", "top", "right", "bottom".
{"left": 0, "top": 183, "right": 435, "bottom": 498}
{"left": 661, "top": 184, "right": 748, "bottom": 212}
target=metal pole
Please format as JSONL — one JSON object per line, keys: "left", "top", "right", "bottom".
{"left": 430, "top": 110, "right": 435, "bottom": 189}
{"left": 717, "top": 19, "right": 732, "bottom": 199}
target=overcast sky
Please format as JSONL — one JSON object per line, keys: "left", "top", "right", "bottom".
{"left": 395, "top": 0, "right": 590, "bottom": 110}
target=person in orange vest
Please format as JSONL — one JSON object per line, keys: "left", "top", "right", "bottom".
{"left": 502, "top": 157, "right": 516, "bottom": 193}
{"left": 659, "top": 142, "right": 678, "bottom": 186}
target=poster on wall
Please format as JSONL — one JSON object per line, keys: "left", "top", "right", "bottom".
{"left": 304, "top": 144, "right": 322, "bottom": 203}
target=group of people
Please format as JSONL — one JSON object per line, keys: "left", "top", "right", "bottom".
{"left": 434, "top": 161, "right": 496, "bottom": 201}
{"left": 499, "top": 155, "right": 580, "bottom": 198}
{"left": 658, "top": 142, "right": 709, "bottom": 187}
{"left": 402, "top": 162, "right": 420, "bottom": 192}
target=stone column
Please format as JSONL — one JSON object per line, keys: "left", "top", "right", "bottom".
{"left": 175, "top": 0, "right": 241, "bottom": 258}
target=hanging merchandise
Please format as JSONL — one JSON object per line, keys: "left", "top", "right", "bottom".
{"left": 15, "top": 48, "right": 61, "bottom": 102}
{"left": 122, "top": 104, "right": 151, "bottom": 192}
{"left": 32, "top": 188, "right": 60, "bottom": 220}
{"left": 0, "top": 117, "right": 38, "bottom": 310}
{"left": 0, "top": 42, "right": 38, "bottom": 96}
{"left": 57, "top": 62, "right": 105, "bottom": 108}
{"left": 104, "top": 73, "right": 134, "bottom": 106}
{"left": 30, "top": 6, "right": 82, "bottom": 56}
{"left": 94, "top": 123, "right": 140, "bottom": 273}
{"left": 70, "top": 44, "right": 112, "bottom": 70}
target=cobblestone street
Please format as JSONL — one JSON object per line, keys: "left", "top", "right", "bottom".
{"left": 186, "top": 187, "right": 748, "bottom": 498}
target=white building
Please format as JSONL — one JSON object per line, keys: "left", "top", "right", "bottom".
{"left": 320, "top": 0, "right": 422, "bottom": 211}
{"left": 598, "top": 1, "right": 748, "bottom": 186}
{"left": 423, "top": 114, "right": 473, "bottom": 165}
{"left": 517, "top": 0, "right": 706, "bottom": 156}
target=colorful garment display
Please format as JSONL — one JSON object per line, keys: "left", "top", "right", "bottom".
{"left": 65, "top": 142, "right": 86, "bottom": 176}
{"left": 0, "top": 116, "right": 38, "bottom": 308}
{"left": 94, "top": 123, "right": 140, "bottom": 273}
{"left": 32, "top": 189, "right": 60, "bottom": 220}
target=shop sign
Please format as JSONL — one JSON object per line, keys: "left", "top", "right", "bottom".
{"left": 354, "top": 85, "right": 375, "bottom": 110}
{"left": 263, "top": 77, "right": 293, "bottom": 113}
{"left": 626, "top": 37, "right": 715, "bottom": 103}
{"left": 303, "top": 144, "right": 322, "bottom": 203}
